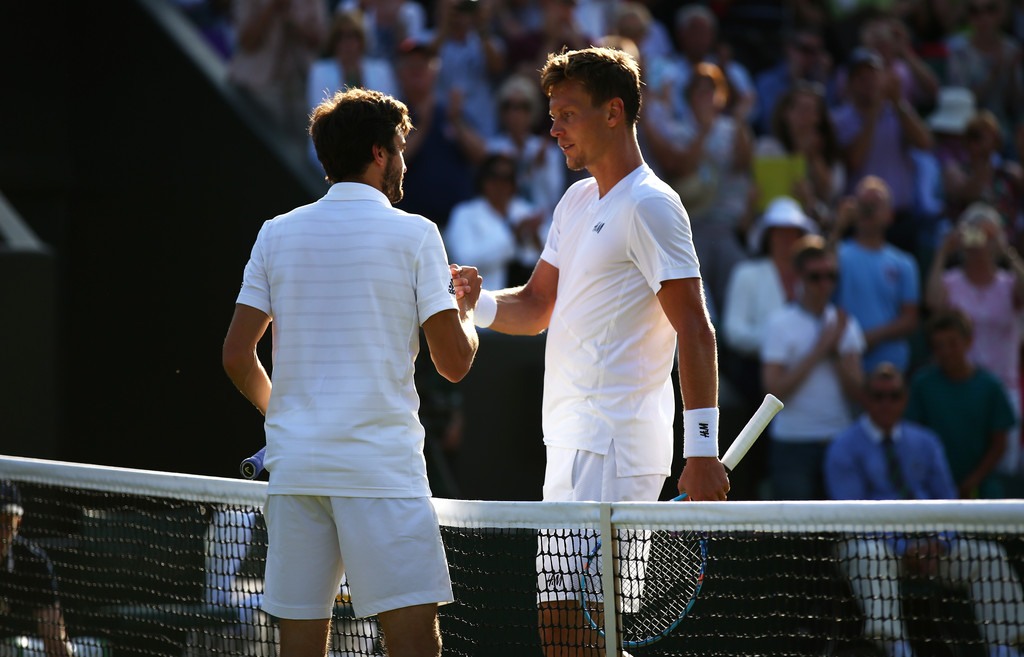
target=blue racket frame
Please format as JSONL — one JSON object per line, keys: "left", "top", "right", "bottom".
{"left": 578, "top": 494, "right": 709, "bottom": 648}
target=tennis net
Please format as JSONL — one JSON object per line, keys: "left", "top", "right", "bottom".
{"left": 1, "top": 455, "right": 1022, "bottom": 657}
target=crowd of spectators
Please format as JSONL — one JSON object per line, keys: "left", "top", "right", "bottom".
{"left": 175, "top": 0, "right": 1024, "bottom": 501}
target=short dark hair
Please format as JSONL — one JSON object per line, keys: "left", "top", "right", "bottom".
{"left": 865, "top": 361, "right": 905, "bottom": 392}
{"left": 475, "top": 153, "right": 517, "bottom": 193}
{"left": 308, "top": 88, "right": 412, "bottom": 184}
{"left": 791, "top": 233, "right": 830, "bottom": 272}
{"left": 926, "top": 308, "right": 974, "bottom": 340}
{"left": 540, "top": 47, "right": 643, "bottom": 125}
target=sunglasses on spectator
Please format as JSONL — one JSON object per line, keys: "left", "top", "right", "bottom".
{"left": 487, "top": 171, "right": 517, "bottom": 182}
{"left": 501, "top": 101, "right": 532, "bottom": 112}
{"left": 868, "top": 390, "right": 905, "bottom": 402}
{"left": 803, "top": 270, "right": 839, "bottom": 283}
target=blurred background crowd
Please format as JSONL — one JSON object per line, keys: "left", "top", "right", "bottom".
{"left": 172, "top": 0, "right": 1024, "bottom": 501}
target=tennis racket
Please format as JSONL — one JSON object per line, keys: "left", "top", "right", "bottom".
{"left": 579, "top": 393, "right": 784, "bottom": 648}
{"left": 240, "top": 446, "right": 266, "bottom": 479}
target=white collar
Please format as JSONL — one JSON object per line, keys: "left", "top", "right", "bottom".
{"left": 324, "top": 182, "right": 392, "bottom": 206}
{"left": 860, "top": 415, "right": 903, "bottom": 444}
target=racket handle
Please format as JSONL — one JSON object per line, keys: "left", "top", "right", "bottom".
{"left": 240, "top": 446, "right": 267, "bottom": 479}
{"left": 721, "top": 394, "right": 783, "bottom": 472}
{"left": 675, "top": 394, "right": 784, "bottom": 501}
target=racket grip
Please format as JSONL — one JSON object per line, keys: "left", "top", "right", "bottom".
{"left": 240, "top": 446, "right": 267, "bottom": 479}
{"left": 721, "top": 394, "right": 783, "bottom": 472}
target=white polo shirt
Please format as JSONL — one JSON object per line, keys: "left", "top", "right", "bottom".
{"left": 236, "top": 183, "right": 458, "bottom": 498}
{"left": 761, "top": 303, "right": 866, "bottom": 442}
{"left": 539, "top": 164, "right": 701, "bottom": 477}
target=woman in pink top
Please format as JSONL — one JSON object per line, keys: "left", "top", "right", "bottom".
{"left": 926, "top": 202, "right": 1024, "bottom": 474}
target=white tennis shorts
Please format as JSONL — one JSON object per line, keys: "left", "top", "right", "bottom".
{"left": 537, "top": 444, "right": 664, "bottom": 604}
{"left": 262, "top": 495, "right": 453, "bottom": 619}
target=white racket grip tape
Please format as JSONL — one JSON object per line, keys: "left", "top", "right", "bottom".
{"left": 720, "top": 394, "right": 783, "bottom": 472}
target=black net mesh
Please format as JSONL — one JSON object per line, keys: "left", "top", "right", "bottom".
{"left": 1, "top": 463, "right": 1022, "bottom": 657}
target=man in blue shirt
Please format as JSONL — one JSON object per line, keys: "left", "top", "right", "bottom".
{"left": 833, "top": 176, "right": 920, "bottom": 373}
{"left": 826, "top": 363, "right": 1024, "bottom": 657}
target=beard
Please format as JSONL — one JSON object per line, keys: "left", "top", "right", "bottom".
{"left": 382, "top": 152, "right": 404, "bottom": 204}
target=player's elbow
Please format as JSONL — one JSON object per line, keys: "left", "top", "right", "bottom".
{"left": 433, "top": 341, "right": 478, "bottom": 383}
{"left": 222, "top": 342, "right": 252, "bottom": 381}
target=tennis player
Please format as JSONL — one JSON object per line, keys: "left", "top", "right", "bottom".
{"left": 466, "top": 47, "right": 729, "bottom": 655}
{"left": 223, "top": 88, "right": 480, "bottom": 657}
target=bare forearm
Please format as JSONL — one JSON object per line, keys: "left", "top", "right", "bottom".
{"left": 895, "top": 100, "right": 933, "bottom": 150}
{"left": 37, "top": 605, "right": 71, "bottom": 657}
{"left": 925, "top": 250, "right": 951, "bottom": 311}
{"left": 845, "top": 118, "right": 877, "bottom": 172}
{"left": 960, "top": 432, "right": 1007, "bottom": 496}
{"left": 225, "top": 353, "right": 272, "bottom": 415}
{"left": 677, "top": 316, "right": 719, "bottom": 410}
{"left": 490, "top": 286, "right": 552, "bottom": 335}
{"left": 864, "top": 317, "right": 916, "bottom": 348}
{"left": 763, "top": 350, "right": 825, "bottom": 401}
{"left": 837, "top": 353, "right": 864, "bottom": 404}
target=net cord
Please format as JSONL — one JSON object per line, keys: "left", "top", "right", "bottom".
{"left": 2, "top": 456, "right": 1023, "bottom": 533}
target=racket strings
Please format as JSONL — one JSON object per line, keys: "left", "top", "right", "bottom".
{"left": 619, "top": 531, "right": 706, "bottom": 643}
{"left": 580, "top": 530, "right": 708, "bottom": 646}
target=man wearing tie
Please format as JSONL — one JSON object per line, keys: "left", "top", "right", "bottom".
{"left": 825, "top": 362, "right": 1024, "bottom": 657}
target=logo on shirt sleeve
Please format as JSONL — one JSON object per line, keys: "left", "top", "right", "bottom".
{"left": 448, "top": 278, "right": 456, "bottom": 296}
{"left": 592, "top": 221, "right": 605, "bottom": 234}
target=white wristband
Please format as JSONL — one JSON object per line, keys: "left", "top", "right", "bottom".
{"left": 683, "top": 407, "right": 719, "bottom": 458}
{"left": 474, "top": 289, "right": 497, "bottom": 328}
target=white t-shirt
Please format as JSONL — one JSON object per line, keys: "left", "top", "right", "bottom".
{"left": 761, "top": 303, "right": 866, "bottom": 442}
{"left": 236, "top": 183, "right": 458, "bottom": 497}
{"left": 444, "top": 196, "right": 531, "bottom": 290}
{"left": 539, "top": 164, "right": 701, "bottom": 477}
{"left": 722, "top": 258, "right": 786, "bottom": 357}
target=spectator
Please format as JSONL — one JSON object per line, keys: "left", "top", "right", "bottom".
{"left": 832, "top": 176, "right": 921, "bottom": 374}
{"left": 486, "top": 74, "right": 567, "bottom": 234}
{"left": 761, "top": 235, "right": 865, "bottom": 499}
{"left": 723, "top": 196, "right": 819, "bottom": 379}
{"left": 228, "top": 0, "right": 330, "bottom": 159}
{"left": 721, "top": 197, "right": 819, "bottom": 497}
{"left": 643, "top": 62, "right": 754, "bottom": 313}
{"left": 663, "top": 4, "right": 757, "bottom": 123}
{"left": 826, "top": 363, "right": 1024, "bottom": 657}
{"left": 431, "top": 0, "right": 508, "bottom": 139}
{"left": 925, "top": 87, "right": 976, "bottom": 215}
{"left": 335, "top": 0, "right": 428, "bottom": 63}
{"left": 445, "top": 153, "right": 544, "bottom": 289}
{"left": 925, "top": 202, "right": 1024, "bottom": 475}
{"left": 943, "top": 110, "right": 1024, "bottom": 250}
{"left": 753, "top": 26, "right": 834, "bottom": 137}
{"left": 905, "top": 309, "right": 1017, "bottom": 497}
{"left": 0, "top": 481, "right": 72, "bottom": 657}
{"left": 610, "top": 1, "right": 675, "bottom": 72}
{"left": 755, "top": 80, "right": 846, "bottom": 227}
{"left": 857, "top": 13, "right": 940, "bottom": 112}
{"left": 947, "top": 0, "right": 1024, "bottom": 155}
{"left": 831, "top": 47, "right": 934, "bottom": 254}
{"left": 393, "top": 37, "right": 484, "bottom": 229}
{"left": 306, "top": 9, "right": 399, "bottom": 167}
{"left": 502, "top": 0, "right": 595, "bottom": 78}
{"left": 493, "top": 0, "right": 545, "bottom": 44}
